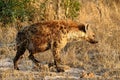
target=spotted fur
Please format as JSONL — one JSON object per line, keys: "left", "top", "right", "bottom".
{"left": 13, "top": 20, "right": 98, "bottom": 72}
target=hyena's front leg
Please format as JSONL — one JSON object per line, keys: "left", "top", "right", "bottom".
{"left": 53, "top": 49, "right": 64, "bottom": 72}
{"left": 52, "top": 42, "right": 64, "bottom": 72}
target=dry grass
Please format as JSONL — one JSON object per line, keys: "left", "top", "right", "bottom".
{"left": 0, "top": 0, "right": 120, "bottom": 80}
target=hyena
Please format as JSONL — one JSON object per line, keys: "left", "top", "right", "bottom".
{"left": 13, "top": 20, "right": 98, "bottom": 72}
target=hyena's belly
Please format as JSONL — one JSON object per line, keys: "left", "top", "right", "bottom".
{"left": 28, "top": 37, "right": 51, "bottom": 53}
{"left": 36, "top": 43, "right": 50, "bottom": 52}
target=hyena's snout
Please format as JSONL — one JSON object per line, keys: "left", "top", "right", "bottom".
{"left": 86, "top": 34, "right": 98, "bottom": 44}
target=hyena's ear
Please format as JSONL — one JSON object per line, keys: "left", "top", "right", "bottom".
{"left": 78, "top": 24, "right": 86, "bottom": 33}
{"left": 85, "top": 24, "right": 89, "bottom": 31}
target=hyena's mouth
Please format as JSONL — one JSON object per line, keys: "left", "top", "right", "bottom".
{"left": 88, "top": 39, "right": 98, "bottom": 44}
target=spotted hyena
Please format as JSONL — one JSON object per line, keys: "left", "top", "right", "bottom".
{"left": 13, "top": 20, "right": 98, "bottom": 72}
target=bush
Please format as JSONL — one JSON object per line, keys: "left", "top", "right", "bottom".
{"left": 0, "top": 0, "right": 34, "bottom": 24}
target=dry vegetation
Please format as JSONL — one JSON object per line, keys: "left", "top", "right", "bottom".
{"left": 0, "top": 0, "right": 120, "bottom": 80}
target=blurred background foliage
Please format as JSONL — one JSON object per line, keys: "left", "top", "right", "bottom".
{"left": 0, "top": 0, "right": 35, "bottom": 24}
{"left": 62, "top": 0, "right": 80, "bottom": 19}
{"left": 0, "top": 0, "right": 81, "bottom": 25}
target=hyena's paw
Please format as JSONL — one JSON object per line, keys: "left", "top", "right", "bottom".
{"left": 14, "top": 66, "right": 20, "bottom": 70}
{"left": 57, "top": 65, "right": 70, "bottom": 72}
{"left": 48, "top": 62, "right": 70, "bottom": 72}
{"left": 48, "top": 62, "right": 55, "bottom": 68}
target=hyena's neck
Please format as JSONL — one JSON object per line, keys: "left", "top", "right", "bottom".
{"left": 67, "top": 31, "right": 85, "bottom": 42}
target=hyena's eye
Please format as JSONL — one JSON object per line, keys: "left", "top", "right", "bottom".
{"left": 93, "top": 34, "right": 95, "bottom": 37}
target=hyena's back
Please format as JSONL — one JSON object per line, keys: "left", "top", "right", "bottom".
{"left": 16, "top": 20, "right": 74, "bottom": 53}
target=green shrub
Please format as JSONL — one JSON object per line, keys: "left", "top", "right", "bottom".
{"left": 0, "top": 0, "right": 34, "bottom": 24}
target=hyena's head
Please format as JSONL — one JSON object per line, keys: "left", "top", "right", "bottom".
{"left": 83, "top": 24, "right": 98, "bottom": 44}
{"left": 68, "top": 24, "right": 98, "bottom": 44}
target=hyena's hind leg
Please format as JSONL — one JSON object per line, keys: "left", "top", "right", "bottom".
{"left": 13, "top": 32, "right": 27, "bottom": 70}
{"left": 28, "top": 53, "right": 40, "bottom": 67}
{"left": 13, "top": 44, "right": 26, "bottom": 70}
